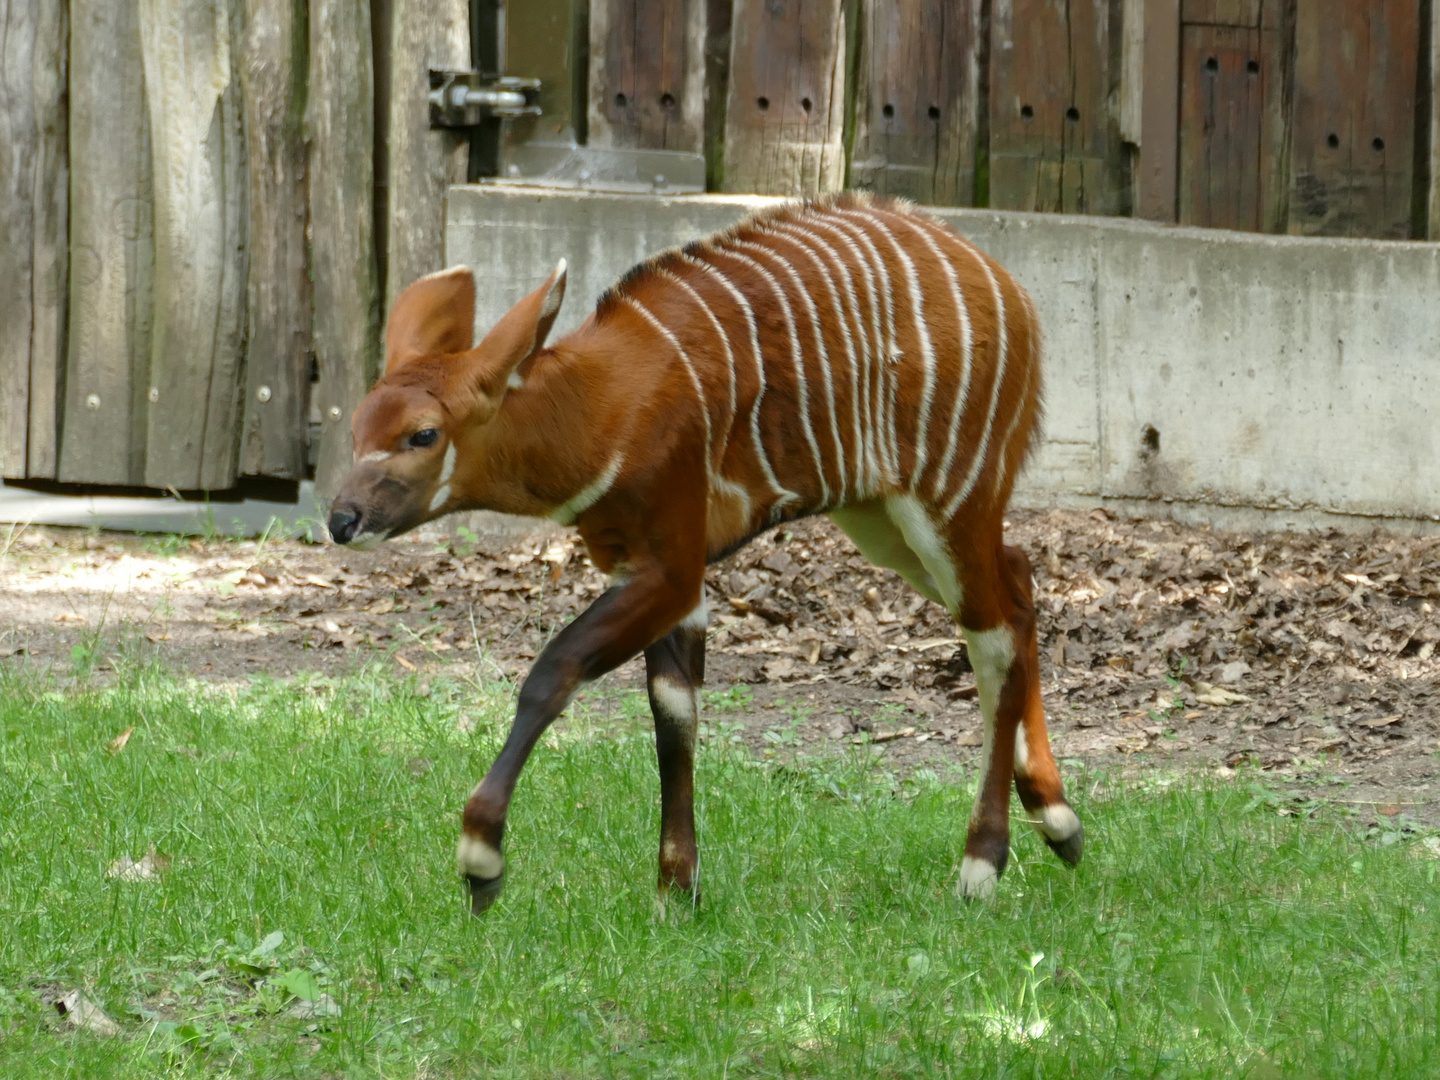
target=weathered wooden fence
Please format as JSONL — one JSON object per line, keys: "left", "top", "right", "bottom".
{"left": 2, "top": 0, "right": 1438, "bottom": 499}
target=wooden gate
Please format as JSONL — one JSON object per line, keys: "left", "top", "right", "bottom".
{"left": 2, "top": 0, "right": 1437, "bottom": 501}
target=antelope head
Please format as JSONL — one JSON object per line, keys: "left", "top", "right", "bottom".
{"left": 326, "top": 260, "right": 568, "bottom": 548}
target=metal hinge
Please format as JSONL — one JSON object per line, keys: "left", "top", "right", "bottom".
{"left": 428, "top": 70, "right": 541, "bottom": 128}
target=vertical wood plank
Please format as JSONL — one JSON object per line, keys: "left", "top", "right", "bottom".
{"left": 61, "top": 0, "right": 154, "bottom": 486}
{"left": 25, "top": 0, "right": 68, "bottom": 479}
{"left": 1290, "top": 0, "right": 1419, "bottom": 238}
{"left": 1429, "top": 0, "right": 1440, "bottom": 238}
{"left": 138, "top": 0, "right": 249, "bottom": 490}
{"left": 0, "top": 0, "right": 66, "bottom": 479}
{"left": 239, "top": 0, "right": 311, "bottom": 479}
{"left": 1177, "top": 22, "right": 1284, "bottom": 231}
{"left": 722, "top": 0, "right": 848, "bottom": 196}
{"left": 989, "top": 0, "right": 1123, "bottom": 215}
{"left": 384, "top": 0, "right": 469, "bottom": 317}
{"left": 588, "top": 0, "right": 706, "bottom": 153}
{"left": 308, "top": 0, "right": 380, "bottom": 499}
{"left": 1119, "top": 0, "right": 1145, "bottom": 144}
{"left": 850, "top": 0, "right": 982, "bottom": 205}
{"left": 1137, "top": 0, "right": 1180, "bottom": 220}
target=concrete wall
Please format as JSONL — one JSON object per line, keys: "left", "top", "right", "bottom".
{"left": 446, "top": 186, "right": 1440, "bottom": 533}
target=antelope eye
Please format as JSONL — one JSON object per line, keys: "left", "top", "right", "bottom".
{"left": 408, "top": 428, "right": 439, "bottom": 449}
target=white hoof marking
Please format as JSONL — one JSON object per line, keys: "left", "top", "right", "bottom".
{"left": 1037, "top": 804, "right": 1080, "bottom": 843}
{"left": 456, "top": 834, "right": 504, "bottom": 880}
{"left": 959, "top": 856, "right": 999, "bottom": 899}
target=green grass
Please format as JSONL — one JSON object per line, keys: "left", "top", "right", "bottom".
{"left": 1, "top": 667, "right": 1438, "bottom": 1078}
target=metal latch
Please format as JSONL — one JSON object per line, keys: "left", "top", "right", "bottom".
{"left": 428, "top": 70, "right": 541, "bottom": 128}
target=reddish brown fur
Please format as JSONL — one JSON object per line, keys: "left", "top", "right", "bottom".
{"left": 329, "top": 194, "right": 1078, "bottom": 909}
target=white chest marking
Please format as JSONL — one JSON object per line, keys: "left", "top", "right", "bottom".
{"left": 548, "top": 452, "right": 624, "bottom": 525}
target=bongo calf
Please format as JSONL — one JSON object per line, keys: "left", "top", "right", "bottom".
{"left": 327, "top": 194, "right": 1082, "bottom": 913}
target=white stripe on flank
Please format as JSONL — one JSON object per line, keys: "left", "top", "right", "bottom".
{"left": 737, "top": 235, "right": 847, "bottom": 505}
{"left": 943, "top": 255, "right": 1010, "bottom": 520}
{"left": 548, "top": 451, "right": 625, "bottom": 525}
{"left": 772, "top": 221, "right": 869, "bottom": 499}
{"left": 709, "top": 243, "right": 830, "bottom": 508}
{"left": 624, "top": 296, "right": 715, "bottom": 482}
{"left": 437, "top": 442, "right": 457, "bottom": 485}
{"left": 679, "top": 253, "right": 800, "bottom": 516}
{"left": 890, "top": 217, "right": 972, "bottom": 498}
{"left": 822, "top": 214, "right": 901, "bottom": 485}
{"left": 656, "top": 268, "right": 738, "bottom": 480}
{"left": 840, "top": 208, "right": 933, "bottom": 495}
{"left": 996, "top": 289, "right": 1042, "bottom": 506}
{"left": 358, "top": 450, "right": 391, "bottom": 464}
{"left": 924, "top": 223, "right": 979, "bottom": 504}
{"left": 802, "top": 215, "right": 883, "bottom": 493}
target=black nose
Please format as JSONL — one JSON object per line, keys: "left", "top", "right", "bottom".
{"left": 328, "top": 508, "right": 361, "bottom": 544}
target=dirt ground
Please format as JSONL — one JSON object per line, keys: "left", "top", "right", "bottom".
{"left": 3, "top": 508, "right": 1438, "bottom": 825}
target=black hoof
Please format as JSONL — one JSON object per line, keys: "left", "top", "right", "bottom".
{"left": 467, "top": 873, "right": 504, "bottom": 915}
{"left": 1045, "top": 820, "right": 1084, "bottom": 868}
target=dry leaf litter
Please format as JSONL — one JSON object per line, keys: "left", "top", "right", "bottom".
{"left": 2, "top": 510, "right": 1437, "bottom": 819}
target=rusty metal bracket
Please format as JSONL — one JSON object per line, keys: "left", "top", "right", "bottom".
{"left": 428, "top": 70, "right": 541, "bottom": 128}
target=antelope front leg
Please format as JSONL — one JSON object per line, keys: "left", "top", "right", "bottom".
{"left": 458, "top": 573, "right": 699, "bottom": 914}
{"left": 644, "top": 600, "right": 708, "bottom": 899}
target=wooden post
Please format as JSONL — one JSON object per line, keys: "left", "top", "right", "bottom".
{"left": 307, "top": 0, "right": 381, "bottom": 500}
{"left": 588, "top": 0, "right": 707, "bottom": 154}
{"left": 1137, "top": 0, "right": 1180, "bottom": 221}
{"left": 384, "top": 0, "right": 470, "bottom": 317}
{"left": 0, "top": 0, "right": 67, "bottom": 480}
{"left": 722, "top": 0, "right": 849, "bottom": 196}
{"left": 61, "top": 0, "right": 154, "bottom": 486}
{"left": 850, "top": 0, "right": 982, "bottom": 206}
{"left": 989, "top": 0, "right": 1125, "bottom": 215}
{"left": 239, "top": 0, "right": 312, "bottom": 480}
{"left": 138, "top": 0, "right": 249, "bottom": 491}
{"left": 1289, "top": 0, "right": 1420, "bottom": 238}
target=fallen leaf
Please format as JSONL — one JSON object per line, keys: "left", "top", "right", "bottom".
{"left": 106, "top": 848, "right": 170, "bottom": 882}
{"left": 1360, "top": 714, "right": 1402, "bottom": 729}
{"left": 107, "top": 727, "right": 134, "bottom": 753}
{"left": 955, "top": 729, "right": 984, "bottom": 747}
{"left": 1193, "top": 682, "right": 1251, "bottom": 707}
{"left": 872, "top": 726, "right": 916, "bottom": 744}
{"left": 303, "top": 575, "right": 336, "bottom": 590}
{"left": 145, "top": 632, "right": 172, "bottom": 643}
{"left": 55, "top": 990, "right": 121, "bottom": 1037}
{"left": 54, "top": 612, "right": 85, "bottom": 624}
{"left": 287, "top": 993, "right": 341, "bottom": 1020}
{"left": 394, "top": 652, "right": 416, "bottom": 672}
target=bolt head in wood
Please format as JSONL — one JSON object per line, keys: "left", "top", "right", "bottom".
{"left": 147, "top": 387, "right": 159, "bottom": 403}
{"left": 328, "top": 406, "right": 342, "bottom": 420}
{"left": 257, "top": 385, "right": 272, "bottom": 403}
{"left": 86, "top": 394, "right": 100, "bottom": 411}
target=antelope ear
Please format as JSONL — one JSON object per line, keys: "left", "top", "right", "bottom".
{"left": 468, "top": 260, "right": 568, "bottom": 394}
{"left": 384, "top": 266, "right": 477, "bottom": 371}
